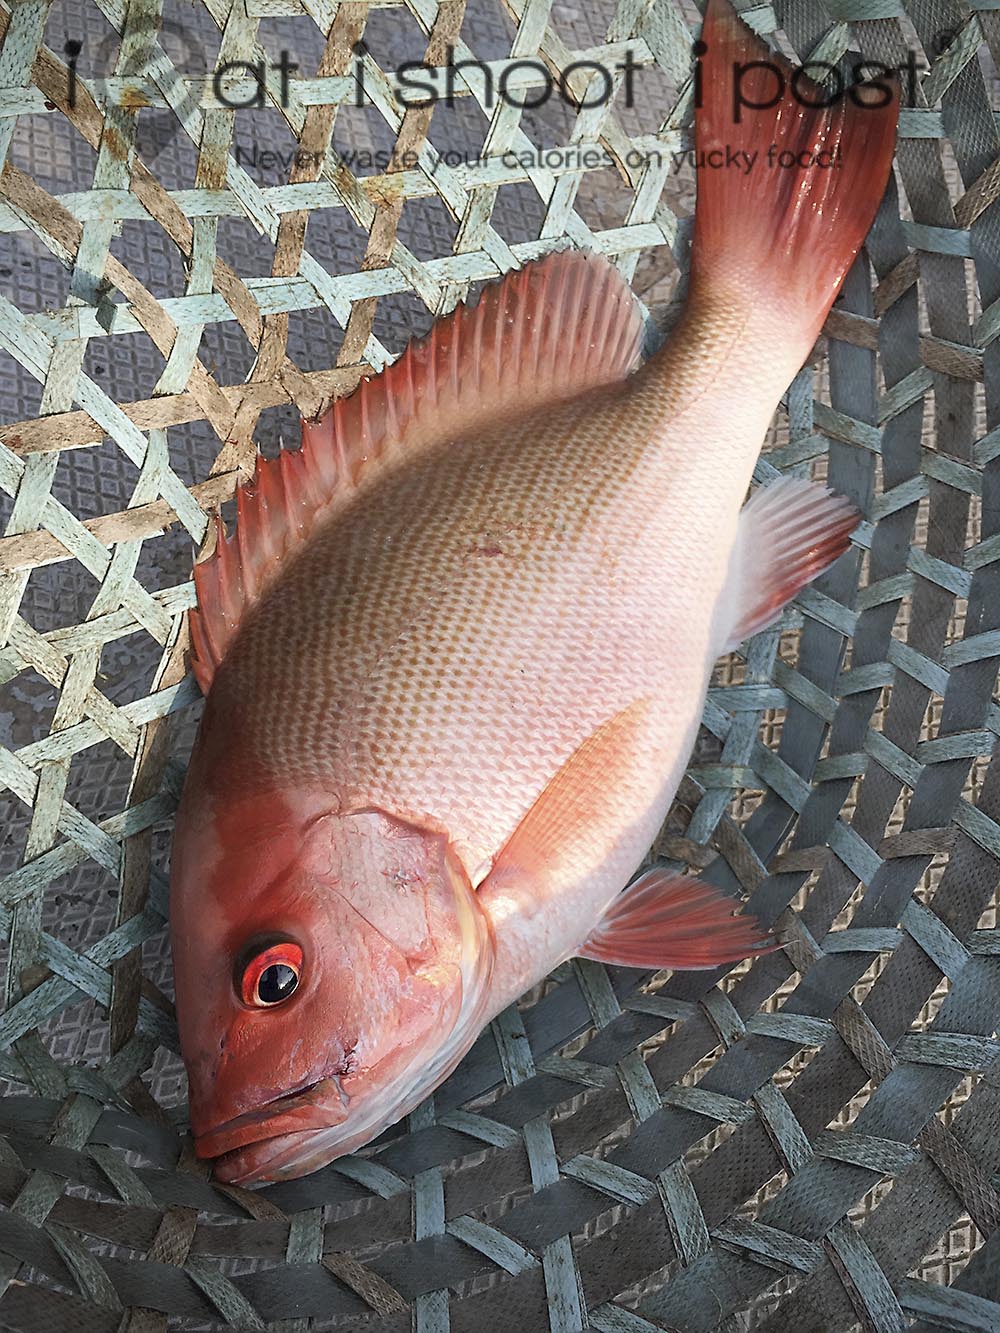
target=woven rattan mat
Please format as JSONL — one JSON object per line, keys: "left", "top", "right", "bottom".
{"left": 2, "top": 0, "right": 1000, "bottom": 1328}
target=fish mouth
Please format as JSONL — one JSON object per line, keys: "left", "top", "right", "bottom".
{"left": 209, "top": 1122, "right": 359, "bottom": 1185}
{"left": 195, "top": 1054, "right": 442, "bottom": 1186}
{"left": 194, "top": 1073, "right": 349, "bottom": 1176}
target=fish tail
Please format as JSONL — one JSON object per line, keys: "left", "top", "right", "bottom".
{"left": 689, "top": 0, "right": 898, "bottom": 349}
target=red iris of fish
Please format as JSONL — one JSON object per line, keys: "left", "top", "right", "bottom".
{"left": 239, "top": 942, "right": 303, "bottom": 1008}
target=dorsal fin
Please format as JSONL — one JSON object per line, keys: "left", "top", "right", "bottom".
{"left": 189, "top": 249, "right": 644, "bottom": 694}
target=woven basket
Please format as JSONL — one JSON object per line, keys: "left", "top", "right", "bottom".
{"left": 1, "top": 0, "right": 998, "bottom": 1328}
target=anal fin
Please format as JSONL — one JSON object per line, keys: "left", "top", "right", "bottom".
{"left": 722, "top": 476, "right": 859, "bottom": 652}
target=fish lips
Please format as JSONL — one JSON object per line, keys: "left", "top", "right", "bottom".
{"left": 194, "top": 1074, "right": 348, "bottom": 1176}
{"left": 211, "top": 1128, "right": 337, "bottom": 1185}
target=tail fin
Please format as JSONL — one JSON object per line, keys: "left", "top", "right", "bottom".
{"left": 692, "top": 0, "right": 898, "bottom": 340}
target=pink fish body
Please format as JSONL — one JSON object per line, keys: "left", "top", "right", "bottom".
{"left": 170, "top": 0, "right": 899, "bottom": 1183}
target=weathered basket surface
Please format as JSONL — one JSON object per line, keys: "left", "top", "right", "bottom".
{"left": 0, "top": 0, "right": 999, "bottom": 1327}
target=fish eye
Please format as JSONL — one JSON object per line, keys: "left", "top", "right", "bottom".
{"left": 239, "top": 941, "right": 303, "bottom": 1008}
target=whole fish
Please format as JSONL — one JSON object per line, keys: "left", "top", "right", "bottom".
{"left": 170, "top": 0, "right": 899, "bottom": 1183}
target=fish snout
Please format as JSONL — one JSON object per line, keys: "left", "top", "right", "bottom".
{"left": 186, "top": 1008, "right": 350, "bottom": 1132}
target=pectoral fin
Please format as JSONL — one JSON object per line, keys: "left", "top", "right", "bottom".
{"left": 578, "top": 866, "right": 773, "bottom": 969}
{"left": 481, "top": 698, "right": 654, "bottom": 895}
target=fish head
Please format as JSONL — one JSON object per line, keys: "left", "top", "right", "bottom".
{"left": 170, "top": 783, "right": 494, "bottom": 1185}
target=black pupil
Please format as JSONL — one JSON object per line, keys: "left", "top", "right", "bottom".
{"left": 257, "top": 963, "right": 298, "bottom": 1004}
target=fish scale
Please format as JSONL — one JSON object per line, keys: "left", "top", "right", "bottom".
{"left": 216, "top": 383, "right": 676, "bottom": 878}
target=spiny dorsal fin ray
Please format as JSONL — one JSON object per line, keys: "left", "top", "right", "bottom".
{"left": 189, "top": 249, "right": 644, "bottom": 694}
